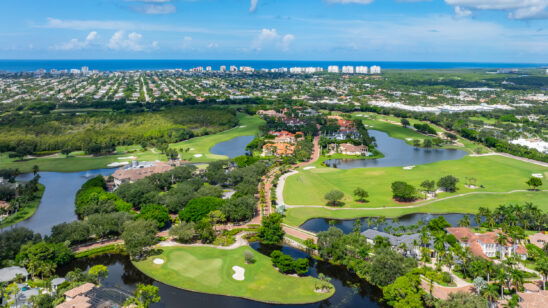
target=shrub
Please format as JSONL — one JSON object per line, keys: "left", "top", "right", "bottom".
{"left": 244, "top": 250, "right": 255, "bottom": 264}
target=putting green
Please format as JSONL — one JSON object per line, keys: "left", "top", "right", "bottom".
{"left": 133, "top": 246, "right": 334, "bottom": 304}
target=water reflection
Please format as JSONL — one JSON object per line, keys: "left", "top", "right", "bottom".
{"left": 210, "top": 135, "right": 254, "bottom": 158}
{"left": 300, "top": 213, "right": 477, "bottom": 234}
{"left": 324, "top": 130, "right": 467, "bottom": 169}
{"left": 2, "top": 168, "right": 114, "bottom": 235}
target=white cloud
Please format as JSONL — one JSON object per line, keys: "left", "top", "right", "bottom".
{"left": 52, "top": 31, "right": 98, "bottom": 50}
{"left": 445, "top": 0, "right": 548, "bottom": 19}
{"left": 134, "top": 4, "right": 176, "bottom": 14}
{"left": 108, "top": 30, "right": 145, "bottom": 51}
{"left": 252, "top": 28, "right": 294, "bottom": 51}
{"left": 454, "top": 6, "right": 472, "bottom": 18}
{"left": 250, "top": 0, "right": 258, "bottom": 13}
{"left": 326, "top": 0, "right": 374, "bottom": 4}
{"left": 207, "top": 42, "right": 219, "bottom": 48}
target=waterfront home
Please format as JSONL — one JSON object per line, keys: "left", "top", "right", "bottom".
{"left": 262, "top": 143, "right": 295, "bottom": 157}
{"left": 110, "top": 159, "right": 182, "bottom": 189}
{"left": 337, "top": 143, "right": 369, "bottom": 156}
{"left": 269, "top": 130, "right": 303, "bottom": 144}
{"left": 0, "top": 266, "right": 28, "bottom": 283}
{"left": 446, "top": 227, "right": 527, "bottom": 260}
{"left": 361, "top": 229, "right": 425, "bottom": 259}
{"left": 517, "top": 282, "right": 548, "bottom": 308}
{"left": 56, "top": 282, "right": 130, "bottom": 308}
{"left": 529, "top": 232, "right": 548, "bottom": 249}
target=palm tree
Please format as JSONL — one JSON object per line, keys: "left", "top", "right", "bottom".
{"left": 485, "top": 261, "right": 495, "bottom": 283}
{"left": 366, "top": 217, "right": 374, "bottom": 228}
{"left": 509, "top": 268, "right": 524, "bottom": 292}
{"left": 535, "top": 257, "right": 548, "bottom": 290}
{"left": 496, "top": 233, "right": 508, "bottom": 258}
{"left": 458, "top": 215, "right": 471, "bottom": 227}
{"left": 433, "top": 232, "right": 445, "bottom": 264}
{"left": 483, "top": 285, "right": 499, "bottom": 308}
{"left": 377, "top": 216, "right": 386, "bottom": 229}
{"left": 495, "top": 268, "right": 507, "bottom": 298}
{"left": 32, "top": 165, "right": 39, "bottom": 176}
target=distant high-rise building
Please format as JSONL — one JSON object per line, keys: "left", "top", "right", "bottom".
{"left": 206, "top": 66, "right": 212, "bottom": 72}
{"left": 70, "top": 69, "right": 81, "bottom": 74}
{"left": 370, "top": 65, "right": 381, "bottom": 74}
{"left": 355, "top": 66, "right": 368, "bottom": 74}
{"left": 546, "top": 69, "right": 548, "bottom": 75}
{"left": 230, "top": 65, "right": 238, "bottom": 72}
{"left": 220, "top": 65, "right": 226, "bottom": 72}
{"left": 81, "top": 66, "right": 89, "bottom": 74}
{"left": 342, "top": 66, "right": 354, "bottom": 74}
{"left": 328, "top": 65, "right": 340, "bottom": 73}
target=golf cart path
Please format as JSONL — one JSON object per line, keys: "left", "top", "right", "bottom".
{"left": 158, "top": 232, "right": 249, "bottom": 250}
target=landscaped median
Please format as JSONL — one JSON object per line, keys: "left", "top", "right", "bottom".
{"left": 132, "top": 245, "right": 334, "bottom": 304}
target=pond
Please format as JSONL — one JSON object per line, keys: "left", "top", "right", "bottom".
{"left": 210, "top": 135, "right": 254, "bottom": 159}
{"left": 300, "top": 213, "right": 477, "bottom": 234}
{"left": 58, "top": 243, "right": 386, "bottom": 308}
{"left": 2, "top": 168, "right": 114, "bottom": 235}
{"left": 324, "top": 130, "right": 468, "bottom": 169}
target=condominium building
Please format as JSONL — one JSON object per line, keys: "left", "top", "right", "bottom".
{"left": 355, "top": 66, "right": 368, "bottom": 74}
{"left": 342, "top": 66, "right": 354, "bottom": 74}
{"left": 328, "top": 65, "right": 340, "bottom": 73}
{"left": 220, "top": 65, "right": 226, "bottom": 72}
{"left": 370, "top": 65, "right": 382, "bottom": 74}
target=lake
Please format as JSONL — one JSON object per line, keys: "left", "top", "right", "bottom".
{"left": 324, "top": 130, "right": 468, "bottom": 169}
{"left": 210, "top": 135, "right": 254, "bottom": 158}
{"left": 2, "top": 168, "right": 114, "bottom": 235}
{"left": 58, "top": 243, "right": 386, "bottom": 308}
{"left": 300, "top": 213, "right": 477, "bottom": 234}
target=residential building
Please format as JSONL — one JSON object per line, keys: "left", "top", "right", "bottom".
{"left": 328, "top": 65, "right": 340, "bottom": 73}
{"left": 446, "top": 227, "right": 527, "bottom": 260}
{"left": 529, "top": 232, "right": 548, "bottom": 249}
{"left": 110, "top": 159, "right": 181, "bottom": 188}
{"left": 262, "top": 143, "right": 295, "bottom": 156}
{"left": 517, "top": 282, "right": 548, "bottom": 308}
{"left": 56, "top": 282, "right": 131, "bottom": 308}
{"left": 342, "top": 66, "right": 354, "bottom": 74}
{"left": 361, "top": 229, "right": 427, "bottom": 259}
{"left": 269, "top": 130, "right": 303, "bottom": 143}
{"left": 355, "top": 66, "right": 368, "bottom": 74}
{"left": 338, "top": 143, "right": 369, "bottom": 156}
{"left": 0, "top": 266, "right": 29, "bottom": 283}
{"left": 370, "top": 65, "right": 382, "bottom": 74}
{"left": 229, "top": 65, "right": 238, "bottom": 72}
{"left": 220, "top": 65, "right": 226, "bottom": 72}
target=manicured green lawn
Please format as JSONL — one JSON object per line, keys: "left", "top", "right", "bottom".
{"left": 170, "top": 114, "right": 265, "bottom": 162}
{"left": 0, "top": 114, "right": 263, "bottom": 172}
{"left": 284, "top": 190, "right": 548, "bottom": 227}
{"left": 0, "top": 183, "right": 45, "bottom": 229}
{"left": 0, "top": 150, "right": 163, "bottom": 173}
{"left": 133, "top": 246, "right": 333, "bottom": 304}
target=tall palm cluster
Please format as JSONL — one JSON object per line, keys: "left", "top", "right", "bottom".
{"left": 475, "top": 203, "right": 546, "bottom": 232}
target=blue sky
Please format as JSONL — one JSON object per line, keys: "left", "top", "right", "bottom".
{"left": 1, "top": 0, "right": 547, "bottom": 62}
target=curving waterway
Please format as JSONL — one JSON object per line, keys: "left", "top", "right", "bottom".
{"left": 324, "top": 130, "right": 467, "bottom": 169}
{"left": 58, "top": 243, "right": 386, "bottom": 308}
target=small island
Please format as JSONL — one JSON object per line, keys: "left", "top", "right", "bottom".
{"left": 133, "top": 245, "right": 334, "bottom": 304}
{"left": 0, "top": 170, "right": 45, "bottom": 229}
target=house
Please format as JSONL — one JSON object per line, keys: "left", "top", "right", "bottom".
{"left": 257, "top": 110, "right": 285, "bottom": 118}
{"left": 56, "top": 282, "right": 130, "bottom": 308}
{"left": 361, "top": 229, "right": 427, "bottom": 259}
{"left": 517, "top": 282, "right": 548, "bottom": 308}
{"left": 269, "top": 131, "right": 304, "bottom": 144}
{"left": 110, "top": 159, "right": 182, "bottom": 189}
{"left": 0, "top": 266, "right": 28, "bottom": 283}
{"left": 338, "top": 143, "right": 369, "bottom": 156}
{"left": 262, "top": 143, "right": 295, "bottom": 157}
{"left": 529, "top": 232, "right": 548, "bottom": 249}
{"left": 446, "top": 227, "right": 527, "bottom": 260}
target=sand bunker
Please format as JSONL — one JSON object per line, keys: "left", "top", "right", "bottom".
{"left": 194, "top": 154, "right": 203, "bottom": 157}
{"left": 107, "top": 162, "right": 129, "bottom": 167}
{"left": 532, "top": 173, "right": 544, "bottom": 178}
{"left": 232, "top": 266, "right": 245, "bottom": 281}
{"left": 403, "top": 165, "right": 415, "bottom": 170}
{"left": 153, "top": 258, "right": 165, "bottom": 265}
{"left": 303, "top": 167, "right": 316, "bottom": 170}
{"left": 239, "top": 126, "right": 246, "bottom": 128}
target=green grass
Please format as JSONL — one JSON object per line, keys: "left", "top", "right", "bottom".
{"left": 170, "top": 114, "right": 265, "bottom": 162}
{"left": 0, "top": 183, "right": 45, "bottom": 229}
{"left": 0, "top": 113, "right": 263, "bottom": 172}
{"left": 133, "top": 246, "right": 333, "bottom": 304}
{"left": 74, "top": 243, "right": 126, "bottom": 258}
{"left": 282, "top": 155, "right": 548, "bottom": 226}
{"left": 284, "top": 190, "right": 548, "bottom": 226}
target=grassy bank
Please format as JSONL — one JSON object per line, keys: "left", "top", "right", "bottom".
{"left": 0, "top": 183, "right": 45, "bottom": 229}
{"left": 170, "top": 114, "right": 265, "bottom": 162}
{"left": 133, "top": 246, "right": 333, "bottom": 304}
{"left": 284, "top": 190, "right": 548, "bottom": 227}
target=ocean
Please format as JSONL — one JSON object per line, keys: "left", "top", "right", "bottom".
{"left": 0, "top": 59, "right": 546, "bottom": 72}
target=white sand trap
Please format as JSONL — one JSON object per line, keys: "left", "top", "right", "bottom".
{"left": 303, "top": 167, "right": 316, "bottom": 170}
{"left": 190, "top": 148, "right": 195, "bottom": 150}
{"left": 532, "top": 173, "right": 544, "bottom": 178}
{"left": 239, "top": 126, "right": 246, "bottom": 128}
{"left": 153, "top": 258, "right": 165, "bottom": 265}
{"left": 117, "top": 156, "right": 136, "bottom": 160}
{"left": 232, "top": 266, "right": 245, "bottom": 281}
{"left": 403, "top": 165, "right": 415, "bottom": 170}
{"left": 107, "top": 162, "right": 129, "bottom": 167}
{"left": 193, "top": 154, "right": 203, "bottom": 157}
{"left": 405, "top": 138, "right": 413, "bottom": 141}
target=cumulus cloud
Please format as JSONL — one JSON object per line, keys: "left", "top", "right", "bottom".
{"left": 252, "top": 28, "right": 295, "bottom": 51}
{"left": 445, "top": 0, "right": 548, "bottom": 19}
{"left": 325, "top": 0, "right": 374, "bottom": 4}
{"left": 207, "top": 42, "right": 219, "bottom": 48}
{"left": 133, "top": 3, "right": 176, "bottom": 14}
{"left": 249, "top": 0, "right": 258, "bottom": 13}
{"left": 52, "top": 31, "right": 98, "bottom": 50}
{"left": 108, "top": 30, "right": 145, "bottom": 51}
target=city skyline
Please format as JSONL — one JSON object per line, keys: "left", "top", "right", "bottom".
{"left": 0, "top": 0, "right": 548, "bottom": 62}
